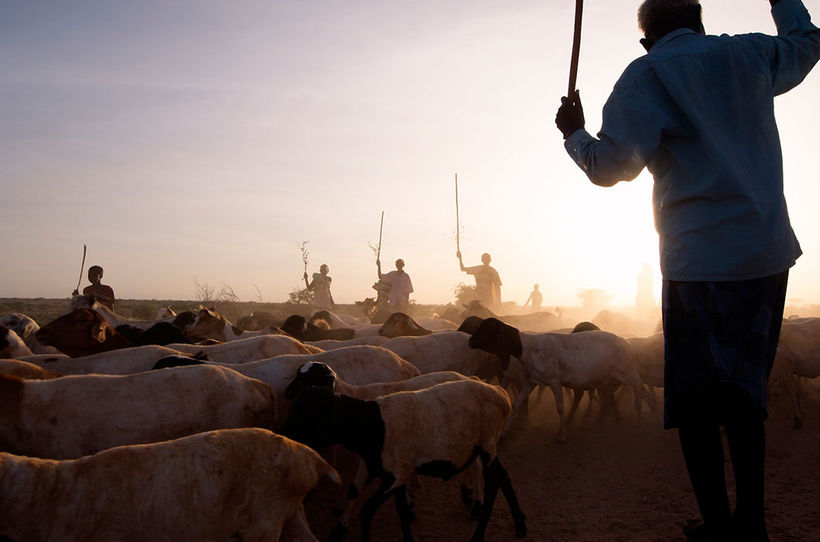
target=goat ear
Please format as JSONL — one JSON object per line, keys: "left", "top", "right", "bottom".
{"left": 91, "top": 319, "right": 107, "bottom": 343}
{"left": 506, "top": 326, "right": 523, "bottom": 358}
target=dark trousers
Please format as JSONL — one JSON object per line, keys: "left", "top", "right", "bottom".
{"left": 663, "top": 271, "right": 788, "bottom": 541}
{"left": 677, "top": 385, "right": 768, "bottom": 541}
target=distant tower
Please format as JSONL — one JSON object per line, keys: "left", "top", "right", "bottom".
{"left": 635, "top": 263, "right": 656, "bottom": 316}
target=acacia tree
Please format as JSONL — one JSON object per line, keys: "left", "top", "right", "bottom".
{"left": 288, "top": 287, "right": 313, "bottom": 305}
{"left": 453, "top": 283, "right": 478, "bottom": 305}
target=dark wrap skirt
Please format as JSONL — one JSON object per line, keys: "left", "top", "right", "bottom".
{"left": 661, "top": 271, "right": 789, "bottom": 429}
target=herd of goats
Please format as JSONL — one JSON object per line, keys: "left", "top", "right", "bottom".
{"left": 0, "top": 293, "right": 817, "bottom": 541}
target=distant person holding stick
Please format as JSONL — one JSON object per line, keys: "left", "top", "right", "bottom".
{"left": 457, "top": 251, "right": 502, "bottom": 311}
{"left": 73, "top": 265, "right": 116, "bottom": 310}
{"left": 376, "top": 258, "right": 413, "bottom": 314}
{"left": 555, "top": 0, "right": 820, "bottom": 539}
{"left": 523, "top": 284, "right": 542, "bottom": 312}
{"left": 303, "top": 264, "right": 334, "bottom": 310}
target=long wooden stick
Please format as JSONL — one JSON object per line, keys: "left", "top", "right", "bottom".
{"left": 75, "top": 244, "right": 87, "bottom": 293}
{"left": 377, "top": 211, "right": 384, "bottom": 261}
{"left": 568, "top": 0, "right": 584, "bottom": 97}
{"left": 455, "top": 173, "right": 460, "bottom": 254}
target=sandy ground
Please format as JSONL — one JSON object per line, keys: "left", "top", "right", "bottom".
{"left": 302, "top": 380, "right": 820, "bottom": 541}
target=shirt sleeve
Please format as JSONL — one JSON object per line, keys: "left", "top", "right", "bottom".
{"left": 564, "top": 66, "right": 665, "bottom": 187}
{"left": 764, "top": 0, "right": 820, "bottom": 95}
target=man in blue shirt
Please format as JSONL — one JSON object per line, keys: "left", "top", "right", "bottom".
{"left": 556, "top": 1, "right": 820, "bottom": 540}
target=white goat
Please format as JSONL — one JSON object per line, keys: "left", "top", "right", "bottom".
{"left": 284, "top": 361, "right": 474, "bottom": 401}
{"left": 307, "top": 335, "right": 390, "bottom": 350}
{"left": 19, "top": 345, "right": 187, "bottom": 375}
{"left": 282, "top": 380, "right": 528, "bottom": 542}
{"left": 168, "top": 333, "right": 321, "bottom": 363}
{"left": 0, "top": 326, "right": 33, "bottom": 359}
{"left": 283, "top": 361, "right": 478, "bottom": 536}
{"left": 0, "top": 313, "right": 59, "bottom": 354}
{"left": 381, "top": 330, "right": 503, "bottom": 378}
{"left": 67, "top": 294, "right": 174, "bottom": 330}
{"left": 0, "top": 364, "right": 276, "bottom": 459}
{"left": 627, "top": 332, "right": 665, "bottom": 390}
{"left": 0, "top": 427, "right": 340, "bottom": 542}
{"left": 468, "top": 318, "right": 656, "bottom": 442}
{"left": 0, "top": 359, "right": 62, "bottom": 380}
{"left": 779, "top": 317, "right": 820, "bottom": 380}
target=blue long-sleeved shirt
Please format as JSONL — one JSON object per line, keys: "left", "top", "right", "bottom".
{"left": 565, "top": 0, "right": 820, "bottom": 281}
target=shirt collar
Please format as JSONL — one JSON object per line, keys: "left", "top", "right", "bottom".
{"left": 652, "top": 28, "right": 697, "bottom": 51}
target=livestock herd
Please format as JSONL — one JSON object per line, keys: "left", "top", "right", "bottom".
{"left": 0, "top": 294, "right": 817, "bottom": 541}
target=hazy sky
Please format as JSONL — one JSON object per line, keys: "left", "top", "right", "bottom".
{"left": 3, "top": 1, "right": 820, "bottom": 308}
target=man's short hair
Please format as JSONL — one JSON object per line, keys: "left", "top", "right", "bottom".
{"left": 638, "top": 0, "right": 701, "bottom": 40}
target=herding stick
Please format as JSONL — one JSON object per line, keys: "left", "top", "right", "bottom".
{"left": 75, "top": 244, "right": 87, "bottom": 293}
{"left": 377, "top": 211, "right": 384, "bottom": 261}
{"left": 568, "top": 0, "right": 584, "bottom": 97}
{"left": 455, "top": 173, "right": 460, "bottom": 254}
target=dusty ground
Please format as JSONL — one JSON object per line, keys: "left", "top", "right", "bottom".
{"left": 303, "top": 380, "right": 820, "bottom": 541}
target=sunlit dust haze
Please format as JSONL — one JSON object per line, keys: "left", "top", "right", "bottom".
{"left": 3, "top": 1, "right": 820, "bottom": 313}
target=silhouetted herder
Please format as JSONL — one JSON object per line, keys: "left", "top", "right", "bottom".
{"left": 555, "top": 0, "right": 820, "bottom": 540}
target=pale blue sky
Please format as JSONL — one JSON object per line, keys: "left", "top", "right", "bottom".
{"left": 3, "top": 1, "right": 820, "bottom": 309}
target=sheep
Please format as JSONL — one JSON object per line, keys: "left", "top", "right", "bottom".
{"left": 415, "top": 316, "right": 459, "bottom": 331}
{"left": 185, "top": 306, "right": 286, "bottom": 342}
{"left": 0, "top": 312, "right": 59, "bottom": 354}
{"left": 282, "top": 379, "right": 527, "bottom": 542}
{"left": 221, "top": 346, "right": 421, "bottom": 430}
{"left": 0, "top": 427, "right": 340, "bottom": 542}
{"left": 381, "top": 330, "right": 504, "bottom": 380}
{"left": 0, "top": 359, "right": 62, "bottom": 380}
{"left": 284, "top": 361, "right": 473, "bottom": 401}
{"left": 309, "top": 309, "right": 354, "bottom": 328}
{"left": 627, "top": 332, "right": 665, "bottom": 390}
{"left": 461, "top": 300, "right": 560, "bottom": 332}
{"left": 67, "top": 294, "right": 174, "bottom": 330}
{"left": 114, "top": 321, "right": 191, "bottom": 346}
{"left": 767, "top": 343, "right": 804, "bottom": 428}
{"left": 152, "top": 353, "right": 209, "bottom": 370}
{"left": 284, "top": 361, "right": 479, "bottom": 535}
{"left": 756, "top": 317, "right": 820, "bottom": 428}
{"left": 19, "top": 344, "right": 190, "bottom": 375}
{"left": 467, "top": 318, "right": 657, "bottom": 442}
{"left": 280, "top": 314, "right": 356, "bottom": 342}
{"left": 0, "top": 364, "right": 276, "bottom": 459}
{"left": 335, "top": 312, "right": 368, "bottom": 326}
{"left": 779, "top": 317, "right": 820, "bottom": 380}
{"left": 167, "top": 333, "right": 322, "bottom": 363}
{"left": 307, "top": 335, "right": 390, "bottom": 350}
{"left": 184, "top": 306, "right": 246, "bottom": 341}
{"left": 35, "top": 308, "right": 135, "bottom": 357}
{"left": 378, "top": 312, "right": 433, "bottom": 338}
{"left": 0, "top": 325, "right": 33, "bottom": 359}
